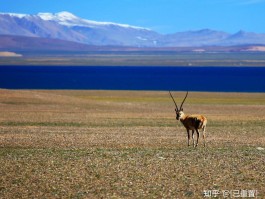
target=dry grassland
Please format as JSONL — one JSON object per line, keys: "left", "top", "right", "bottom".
{"left": 0, "top": 89, "right": 264, "bottom": 198}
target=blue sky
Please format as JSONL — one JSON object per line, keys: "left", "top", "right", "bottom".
{"left": 1, "top": 0, "right": 264, "bottom": 34}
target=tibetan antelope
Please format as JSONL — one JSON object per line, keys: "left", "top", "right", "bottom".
{"left": 169, "top": 91, "right": 207, "bottom": 147}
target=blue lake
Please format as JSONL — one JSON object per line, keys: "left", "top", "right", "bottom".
{"left": 0, "top": 66, "right": 264, "bottom": 92}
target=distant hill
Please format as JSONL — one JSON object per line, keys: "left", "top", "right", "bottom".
{"left": 0, "top": 35, "right": 105, "bottom": 51}
{"left": 1, "top": 35, "right": 265, "bottom": 53}
{"left": 1, "top": 11, "right": 265, "bottom": 47}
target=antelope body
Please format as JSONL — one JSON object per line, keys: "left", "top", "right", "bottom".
{"left": 169, "top": 91, "right": 207, "bottom": 147}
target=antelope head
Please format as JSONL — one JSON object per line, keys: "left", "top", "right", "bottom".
{"left": 169, "top": 91, "right": 189, "bottom": 120}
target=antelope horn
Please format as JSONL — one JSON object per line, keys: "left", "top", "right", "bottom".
{"left": 179, "top": 91, "right": 189, "bottom": 110}
{"left": 169, "top": 91, "right": 178, "bottom": 110}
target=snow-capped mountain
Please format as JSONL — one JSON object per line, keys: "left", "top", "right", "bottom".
{"left": 0, "top": 11, "right": 160, "bottom": 46}
{"left": 1, "top": 11, "right": 265, "bottom": 47}
{"left": 38, "top": 11, "right": 150, "bottom": 30}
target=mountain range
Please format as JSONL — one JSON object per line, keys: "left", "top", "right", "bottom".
{"left": 1, "top": 11, "right": 265, "bottom": 48}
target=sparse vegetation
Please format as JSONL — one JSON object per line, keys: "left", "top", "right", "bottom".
{"left": 1, "top": 51, "right": 265, "bottom": 66}
{"left": 0, "top": 90, "right": 264, "bottom": 198}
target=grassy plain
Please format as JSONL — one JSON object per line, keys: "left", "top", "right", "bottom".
{"left": 0, "top": 90, "right": 264, "bottom": 198}
{"left": 1, "top": 51, "right": 265, "bottom": 66}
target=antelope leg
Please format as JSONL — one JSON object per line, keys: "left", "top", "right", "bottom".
{"left": 195, "top": 129, "right": 200, "bottom": 147}
{"left": 187, "top": 129, "right": 190, "bottom": 146}
{"left": 192, "top": 130, "right": 195, "bottom": 147}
